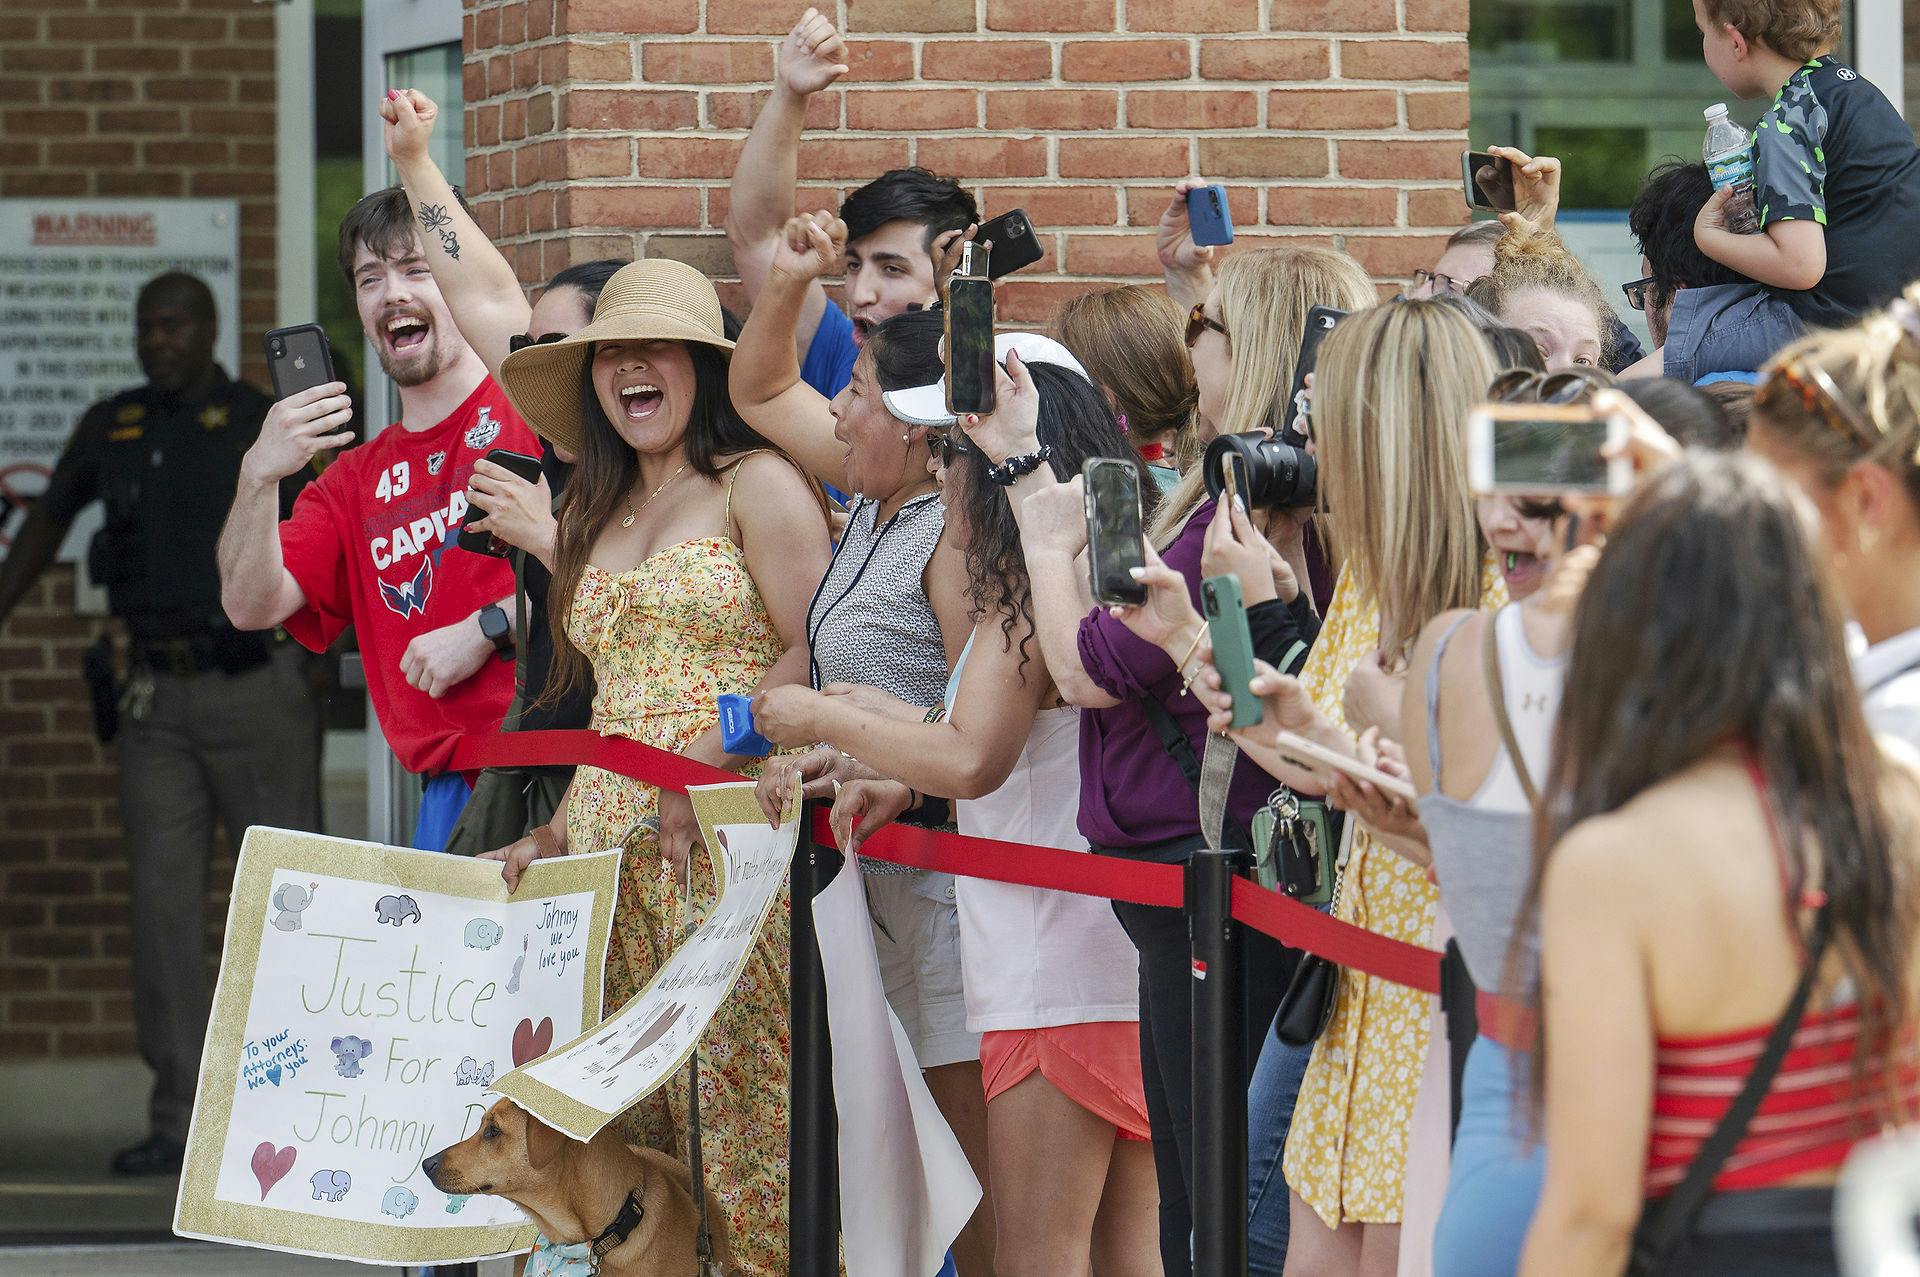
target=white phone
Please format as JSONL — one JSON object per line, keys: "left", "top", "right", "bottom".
{"left": 1270, "top": 731, "right": 1418, "bottom": 804}
{"left": 1467, "top": 403, "right": 1632, "bottom": 497}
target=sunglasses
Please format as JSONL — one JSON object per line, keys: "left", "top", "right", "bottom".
{"left": 1621, "top": 276, "right": 1657, "bottom": 312}
{"left": 1411, "top": 268, "right": 1465, "bottom": 295}
{"left": 508, "top": 331, "right": 569, "bottom": 353}
{"left": 1771, "top": 360, "right": 1882, "bottom": 450}
{"left": 1487, "top": 368, "right": 1605, "bottom": 406}
{"left": 932, "top": 426, "right": 974, "bottom": 467}
{"left": 1185, "top": 303, "right": 1229, "bottom": 349}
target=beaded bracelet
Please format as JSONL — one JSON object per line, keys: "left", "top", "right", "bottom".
{"left": 986, "top": 445, "right": 1053, "bottom": 487}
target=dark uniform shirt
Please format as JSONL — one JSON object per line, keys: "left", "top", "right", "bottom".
{"left": 51, "top": 367, "right": 304, "bottom": 643}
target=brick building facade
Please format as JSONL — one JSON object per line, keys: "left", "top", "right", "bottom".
{"left": 0, "top": 0, "right": 1466, "bottom": 1063}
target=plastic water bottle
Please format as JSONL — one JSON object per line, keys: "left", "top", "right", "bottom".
{"left": 1703, "top": 104, "right": 1760, "bottom": 234}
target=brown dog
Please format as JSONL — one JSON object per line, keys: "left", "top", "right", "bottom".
{"left": 423, "top": 1099, "right": 736, "bottom": 1276}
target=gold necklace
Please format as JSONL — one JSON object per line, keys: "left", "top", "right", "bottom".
{"left": 621, "top": 460, "right": 691, "bottom": 529}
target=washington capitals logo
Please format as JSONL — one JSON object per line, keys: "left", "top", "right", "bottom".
{"left": 377, "top": 556, "right": 434, "bottom": 619}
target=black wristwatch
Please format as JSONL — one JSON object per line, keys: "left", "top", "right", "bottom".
{"left": 478, "top": 604, "right": 513, "bottom": 657}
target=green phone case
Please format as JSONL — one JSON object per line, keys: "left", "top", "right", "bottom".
{"left": 1202, "top": 573, "right": 1261, "bottom": 730}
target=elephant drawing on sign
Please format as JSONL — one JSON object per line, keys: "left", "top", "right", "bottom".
{"left": 374, "top": 894, "right": 421, "bottom": 926}
{"left": 271, "top": 882, "right": 316, "bottom": 931}
{"left": 463, "top": 918, "right": 504, "bottom": 950}
{"left": 330, "top": 1035, "right": 373, "bottom": 1078}
{"left": 381, "top": 1185, "right": 419, "bottom": 1218}
{"left": 309, "top": 1169, "right": 350, "bottom": 1202}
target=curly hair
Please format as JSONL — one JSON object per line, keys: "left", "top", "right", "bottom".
{"left": 1700, "top": 0, "right": 1842, "bottom": 61}
{"left": 1466, "top": 218, "right": 1614, "bottom": 366}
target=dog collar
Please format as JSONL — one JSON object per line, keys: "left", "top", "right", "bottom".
{"left": 589, "top": 1190, "right": 646, "bottom": 1267}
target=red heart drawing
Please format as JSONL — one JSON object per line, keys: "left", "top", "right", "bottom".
{"left": 251, "top": 1141, "right": 296, "bottom": 1200}
{"left": 511, "top": 1016, "right": 554, "bottom": 1066}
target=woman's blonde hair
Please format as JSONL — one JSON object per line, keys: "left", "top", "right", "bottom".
{"left": 1752, "top": 280, "right": 1920, "bottom": 505}
{"left": 1465, "top": 218, "right": 1613, "bottom": 366}
{"left": 1055, "top": 285, "right": 1197, "bottom": 451}
{"left": 1147, "top": 245, "right": 1376, "bottom": 545}
{"left": 1313, "top": 299, "right": 1495, "bottom": 655}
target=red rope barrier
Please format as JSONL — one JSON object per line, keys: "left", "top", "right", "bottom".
{"left": 453, "top": 729, "right": 1445, "bottom": 991}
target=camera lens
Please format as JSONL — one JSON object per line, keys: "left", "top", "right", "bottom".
{"left": 1203, "top": 432, "right": 1318, "bottom": 510}
{"left": 1006, "top": 216, "right": 1028, "bottom": 238}
{"left": 270, "top": 341, "right": 283, "bottom": 355}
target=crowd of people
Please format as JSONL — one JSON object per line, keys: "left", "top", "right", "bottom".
{"left": 14, "top": 0, "right": 1920, "bottom": 1270}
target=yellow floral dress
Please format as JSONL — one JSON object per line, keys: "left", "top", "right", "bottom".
{"left": 1282, "top": 561, "right": 1505, "bottom": 1227}
{"left": 565, "top": 489, "right": 792, "bottom": 1275}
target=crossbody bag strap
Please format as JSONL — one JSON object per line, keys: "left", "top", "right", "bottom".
{"left": 1140, "top": 696, "right": 1252, "bottom": 853}
{"left": 507, "top": 548, "right": 528, "bottom": 733}
{"left": 1628, "top": 908, "right": 1833, "bottom": 1275}
{"left": 1482, "top": 609, "right": 1539, "bottom": 810}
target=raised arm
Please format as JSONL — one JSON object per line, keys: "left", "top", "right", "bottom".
{"left": 728, "top": 212, "right": 853, "bottom": 489}
{"left": 220, "top": 384, "right": 352, "bottom": 630}
{"left": 1695, "top": 189, "right": 1826, "bottom": 292}
{"left": 0, "top": 407, "right": 104, "bottom": 628}
{"left": 382, "top": 89, "right": 530, "bottom": 384}
{"left": 723, "top": 7, "right": 846, "bottom": 355}
{"left": 1155, "top": 179, "right": 1220, "bottom": 311}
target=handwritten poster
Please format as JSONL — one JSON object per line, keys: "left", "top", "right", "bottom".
{"left": 173, "top": 828, "right": 619, "bottom": 1265}
{"left": 494, "top": 783, "right": 794, "bottom": 1141}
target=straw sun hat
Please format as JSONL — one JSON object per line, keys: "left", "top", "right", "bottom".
{"left": 498, "top": 257, "right": 735, "bottom": 457}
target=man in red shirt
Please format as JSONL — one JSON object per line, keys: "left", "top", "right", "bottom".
{"left": 218, "top": 189, "right": 540, "bottom": 848}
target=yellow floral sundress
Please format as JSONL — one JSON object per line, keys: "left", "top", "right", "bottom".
{"left": 1282, "top": 560, "right": 1505, "bottom": 1227}
{"left": 564, "top": 478, "right": 792, "bottom": 1275}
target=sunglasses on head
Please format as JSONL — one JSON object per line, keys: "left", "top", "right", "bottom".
{"left": 1487, "top": 368, "right": 1604, "bottom": 406}
{"left": 1770, "top": 360, "right": 1882, "bottom": 450}
{"left": 508, "top": 331, "right": 569, "bottom": 353}
{"left": 1185, "top": 303, "right": 1229, "bottom": 349}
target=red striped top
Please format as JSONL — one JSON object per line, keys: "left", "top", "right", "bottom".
{"left": 1646, "top": 1003, "right": 1915, "bottom": 1195}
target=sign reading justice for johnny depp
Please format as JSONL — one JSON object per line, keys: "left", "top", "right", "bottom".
{"left": 173, "top": 829, "right": 619, "bottom": 1266}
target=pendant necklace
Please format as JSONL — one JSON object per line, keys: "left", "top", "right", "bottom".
{"left": 622, "top": 461, "right": 691, "bottom": 529}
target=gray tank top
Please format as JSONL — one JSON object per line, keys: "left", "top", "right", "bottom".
{"left": 806, "top": 492, "right": 949, "bottom": 703}
{"left": 1415, "top": 607, "right": 1565, "bottom": 992}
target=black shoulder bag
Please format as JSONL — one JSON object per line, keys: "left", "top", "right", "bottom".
{"left": 1625, "top": 906, "right": 1832, "bottom": 1275}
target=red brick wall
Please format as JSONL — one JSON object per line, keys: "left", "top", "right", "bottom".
{"left": 460, "top": 0, "right": 1472, "bottom": 310}
{"left": 0, "top": 0, "right": 275, "bottom": 1059}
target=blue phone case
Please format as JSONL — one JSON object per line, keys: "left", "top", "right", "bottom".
{"left": 717, "top": 694, "right": 774, "bottom": 757}
{"left": 1187, "top": 185, "right": 1235, "bottom": 247}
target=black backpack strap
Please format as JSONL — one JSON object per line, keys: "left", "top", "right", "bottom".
{"left": 1628, "top": 907, "right": 1832, "bottom": 1274}
{"left": 1139, "top": 696, "right": 1253, "bottom": 853}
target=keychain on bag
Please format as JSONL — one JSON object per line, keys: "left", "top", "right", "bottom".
{"left": 1250, "top": 789, "right": 1337, "bottom": 906}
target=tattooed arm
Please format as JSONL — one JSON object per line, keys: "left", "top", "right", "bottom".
{"left": 380, "top": 88, "right": 530, "bottom": 385}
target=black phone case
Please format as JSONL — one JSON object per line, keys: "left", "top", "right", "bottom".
{"left": 977, "top": 209, "right": 1045, "bottom": 280}
{"left": 1281, "top": 306, "right": 1346, "bottom": 445}
{"left": 264, "top": 324, "right": 336, "bottom": 401}
{"left": 458, "top": 448, "right": 545, "bottom": 555}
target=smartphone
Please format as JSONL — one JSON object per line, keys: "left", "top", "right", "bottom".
{"left": 1462, "top": 150, "right": 1516, "bottom": 213}
{"left": 458, "top": 447, "right": 546, "bottom": 555}
{"left": 1269, "top": 731, "right": 1419, "bottom": 804}
{"left": 1280, "top": 306, "right": 1346, "bottom": 446}
{"left": 1202, "top": 574, "right": 1261, "bottom": 730}
{"left": 976, "top": 209, "right": 1045, "bottom": 280}
{"left": 264, "top": 324, "right": 336, "bottom": 401}
{"left": 1084, "top": 457, "right": 1147, "bottom": 607}
{"left": 945, "top": 240, "right": 996, "bottom": 416}
{"left": 1467, "top": 404, "right": 1631, "bottom": 497}
{"left": 1186, "top": 185, "right": 1235, "bottom": 247}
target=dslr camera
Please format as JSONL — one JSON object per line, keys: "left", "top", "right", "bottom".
{"left": 1202, "top": 432, "right": 1317, "bottom": 510}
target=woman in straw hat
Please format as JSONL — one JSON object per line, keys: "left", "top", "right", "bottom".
{"left": 485, "top": 257, "right": 830, "bottom": 1275}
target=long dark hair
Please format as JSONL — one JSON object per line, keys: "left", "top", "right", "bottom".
{"left": 543, "top": 341, "right": 777, "bottom": 708}
{"left": 950, "top": 363, "right": 1154, "bottom": 666}
{"left": 866, "top": 308, "right": 946, "bottom": 393}
{"left": 1512, "top": 452, "right": 1915, "bottom": 1110}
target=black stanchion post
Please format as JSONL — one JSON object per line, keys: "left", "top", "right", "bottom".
{"left": 789, "top": 799, "right": 842, "bottom": 1277}
{"left": 1189, "top": 847, "right": 1250, "bottom": 1277}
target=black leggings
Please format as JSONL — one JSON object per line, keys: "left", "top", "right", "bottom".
{"left": 1108, "top": 843, "right": 1297, "bottom": 1277}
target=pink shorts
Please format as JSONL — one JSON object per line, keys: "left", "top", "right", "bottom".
{"left": 979, "top": 1022, "right": 1151, "bottom": 1141}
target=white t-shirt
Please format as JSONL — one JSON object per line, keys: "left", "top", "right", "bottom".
{"left": 1855, "top": 626, "right": 1920, "bottom": 752}
{"left": 954, "top": 705, "right": 1140, "bottom": 1033}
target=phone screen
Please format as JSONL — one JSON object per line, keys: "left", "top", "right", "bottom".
{"left": 1490, "top": 415, "right": 1612, "bottom": 492}
{"left": 1463, "top": 151, "right": 1515, "bottom": 212}
{"left": 945, "top": 276, "right": 996, "bottom": 415}
{"left": 1085, "top": 459, "right": 1147, "bottom": 606}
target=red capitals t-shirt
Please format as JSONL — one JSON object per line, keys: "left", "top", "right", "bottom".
{"left": 279, "top": 376, "right": 540, "bottom": 775}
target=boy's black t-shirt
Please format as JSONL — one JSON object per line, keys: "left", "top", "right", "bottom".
{"left": 1754, "top": 57, "right": 1920, "bottom": 327}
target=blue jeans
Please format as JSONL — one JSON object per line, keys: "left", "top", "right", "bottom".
{"left": 1247, "top": 1011, "right": 1313, "bottom": 1276}
{"left": 1432, "top": 1038, "right": 1545, "bottom": 1277}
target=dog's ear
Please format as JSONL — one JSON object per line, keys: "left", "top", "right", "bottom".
{"left": 523, "top": 1112, "right": 567, "bottom": 1172}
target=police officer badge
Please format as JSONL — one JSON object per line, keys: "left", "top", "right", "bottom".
{"left": 426, "top": 450, "right": 446, "bottom": 476}
{"left": 464, "top": 405, "right": 501, "bottom": 451}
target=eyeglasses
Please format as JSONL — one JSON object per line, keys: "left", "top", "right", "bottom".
{"left": 1621, "top": 276, "right": 1657, "bottom": 312}
{"left": 1771, "top": 360, "right": 1882, "bottom": 450}
{"left": 1185, "top": 303, "right": 1229, "bottom": 349}
{"left": 1410, "top": 268, "right": 1465, "bottom": 295}
{"left": 1487, "top": 368, "right": 1606, "bottom": 406}
{"left": 508, "top": 331, "right": 569, "bottom": 353}
{"left": 932, "top": 427, "right": 974, "bottom": 467}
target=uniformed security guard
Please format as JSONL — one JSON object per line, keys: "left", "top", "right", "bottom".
{"left": 0, "top": 272, "right": 324, "bottom": 1175}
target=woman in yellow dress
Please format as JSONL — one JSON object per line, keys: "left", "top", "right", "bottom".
{"left": 1210, "top": 300, "right": 1503, "bottom": 1277}
{"left": 485, "top": 259, "right": 830, "bottom": 1276}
